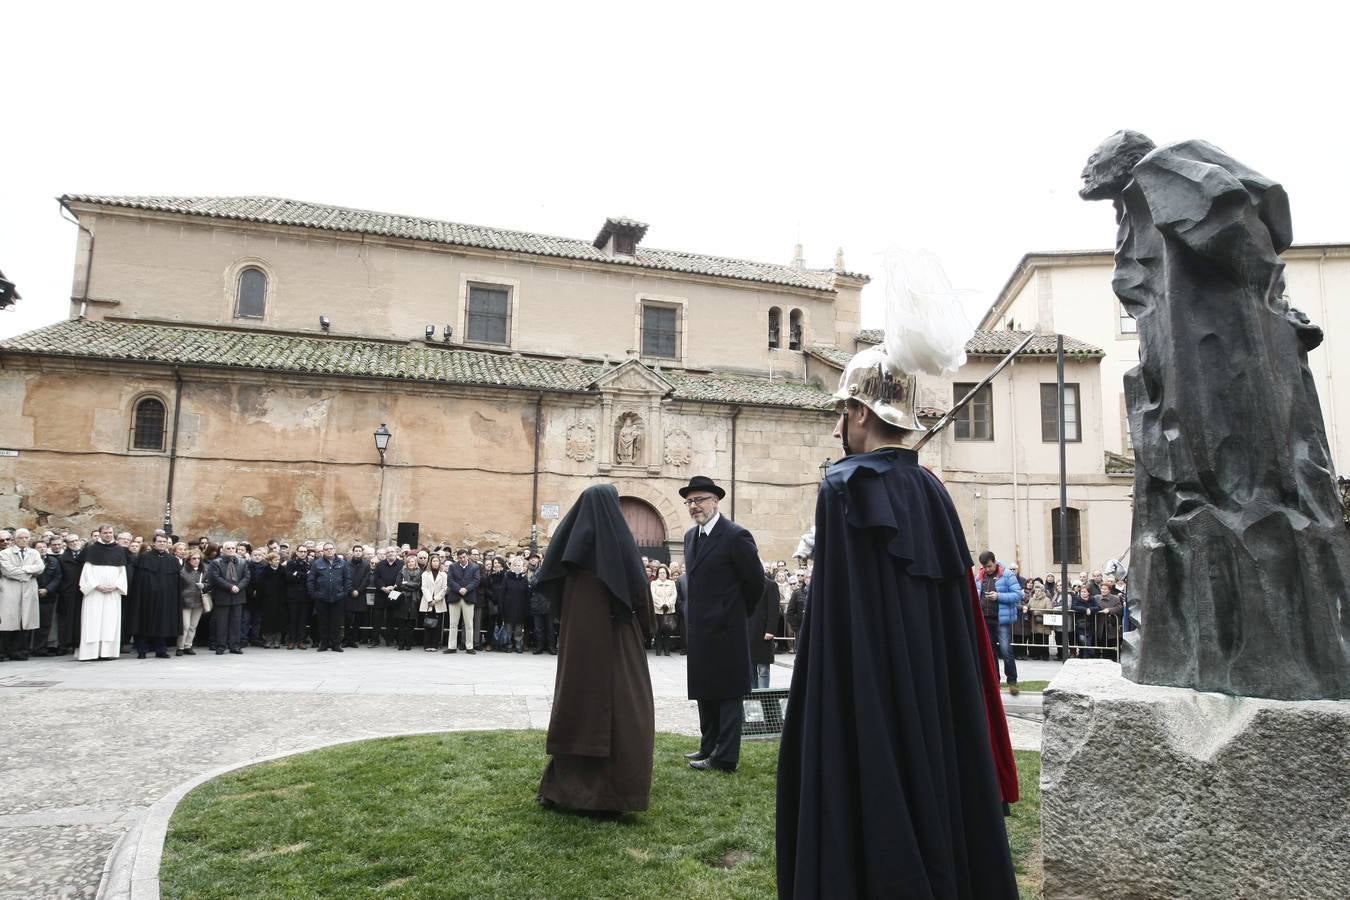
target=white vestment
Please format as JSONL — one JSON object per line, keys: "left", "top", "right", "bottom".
{"left": 79, "top": 561, "right": 127, "bottom": 660}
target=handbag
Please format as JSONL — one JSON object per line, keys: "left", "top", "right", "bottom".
{"left": 201, "top": 591, "right": 213, "bottom": 613}
{"left": 493, "top": 622, "right": 510, "bottom": 647}
{"left": 422, "top": 613, "right": 441, "bottom": 630}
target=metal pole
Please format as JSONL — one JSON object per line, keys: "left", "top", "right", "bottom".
{"left": 1057, "top": 334, "right": 1070, "bottom": 660}
{"left": 375, "top": 453, "right": 386, "bottom": 547}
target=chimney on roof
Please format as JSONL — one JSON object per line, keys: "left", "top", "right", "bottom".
{"left": 791, "top": 243, "right": 805, "bottom": 270}
{"left": 594, "top": 217, "right": 649, "bottom": 258}
{"left": 834, "top": 247, "right": 846, "bottom": 271}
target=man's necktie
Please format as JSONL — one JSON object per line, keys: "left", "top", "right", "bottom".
{"left": 693, "top": 528, "right": 704, "bottom": 562}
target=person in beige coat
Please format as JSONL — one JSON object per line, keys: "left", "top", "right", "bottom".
{"left": 1, "top": 528, "right": 46, "bottom": 660}
{"left": 420, "top": 554, "right": 448, "bottom": 651}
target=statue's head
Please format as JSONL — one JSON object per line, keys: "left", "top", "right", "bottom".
{"left": 1080, "top": 130, "right": 1155, "bottom": 200}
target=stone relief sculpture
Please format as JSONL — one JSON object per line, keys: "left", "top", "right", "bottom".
{"left": 615, "top": 412, "right": 643, "bottom": 465}
{"left": 664, "top": 429, "right": 693, "bottom": 467}
{"left": 1080, "top": 130, "right": 1350, "bottom": 700}
{"left": 564, "top": 423, "right": 595, "bottom": 462}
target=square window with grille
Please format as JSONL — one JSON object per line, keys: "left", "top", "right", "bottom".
{"left": 1041, "top": 383, "right": 1082, "bottom": 442}
{"left": 466, "top": 284, "right": 511, "bottom": 345}
{"left": 952, "top": 383, "right": 993, "bottom": 441}
{"left": 642, "top": 304, "right": 679, "bottom": 359}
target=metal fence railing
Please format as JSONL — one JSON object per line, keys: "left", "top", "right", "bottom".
{"left": 1008, "top": 604, "right": 1123, "bottom": 661}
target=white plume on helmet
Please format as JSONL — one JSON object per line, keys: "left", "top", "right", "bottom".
{"left": 881, "top": 248, "right": 974, "bottom": 377}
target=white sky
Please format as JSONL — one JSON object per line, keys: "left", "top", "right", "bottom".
{"left": 4, "top": 1, "right": 1349, "bottom": 340}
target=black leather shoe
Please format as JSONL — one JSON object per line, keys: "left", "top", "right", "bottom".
{"left": 332, "top": 646, "right": 343, "bottom": 652}
{"left": 183, "top": 648, "right": 196, "bottom": 656}
{"left": 216, "top": 648, "right": 225, "bottom": 655}
{"left": 137, "top": 652, "right": 147, "bottom": 660}
{"left": 156, "top": 652, "right": 171, "bottom": 659}
{"left": 229, "top": 648, "right": 244, "bottom": 654}
{"left": 688, "top": 758, "right": 735, "bottom": 773}
{"left": 684, "top": 750, "right": 709, "bottom": 761}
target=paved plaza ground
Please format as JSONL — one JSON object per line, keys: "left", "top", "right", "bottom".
{"left": 0, "top": 648, "right": 1052, "bottom": 899}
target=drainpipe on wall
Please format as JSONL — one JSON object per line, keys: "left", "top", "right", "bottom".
{"left": 60, "top": 206, "right": 95, "bottom": 319}
{"left": 730, "top": 406, "right": 742, "bottom": 519}
{"left": 531, "top": 394, "right": 543, "bottom": 552}
{"left": 164, "top": 368, "right": 185, "bottom": 535}
{"left": 1317, "top": 251, "right": 1341, "bottom": 472}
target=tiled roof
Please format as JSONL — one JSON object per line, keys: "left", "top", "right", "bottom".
{"left": 856, "top": 328, "right": 1103, "bottom": 357}
{"left": 1, "top": 320, "right": 836, "bottom": 412}
{"left": 1105, "top": 451, "right": 1135, "bottom": 475}
{"left": 61, "top": 194, "right": 858, "bottom": 292}
{"left": 807, "top": 345, "right": 853, "bottom": 368}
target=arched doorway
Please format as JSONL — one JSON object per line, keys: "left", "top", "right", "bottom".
{"left": 620, "top": 496, "right": 669, "bottom": 561}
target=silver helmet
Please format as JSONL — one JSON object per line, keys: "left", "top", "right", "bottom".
{"left": 831, "top": 345, "right": 925, "bottom": 433}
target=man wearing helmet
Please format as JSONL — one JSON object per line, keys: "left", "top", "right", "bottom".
{"left": 776, "top": 252, "right": 1019, "bottom": 899}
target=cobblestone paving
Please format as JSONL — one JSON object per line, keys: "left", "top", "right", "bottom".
{"left": 0, "top": 649, "right": 1042, "bottom": 899}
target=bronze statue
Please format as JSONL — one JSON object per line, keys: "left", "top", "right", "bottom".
{"left": 1081, "top": 131, "right": 1350, "bottom": 700}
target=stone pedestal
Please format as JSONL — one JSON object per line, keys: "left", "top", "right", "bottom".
{"left": 1041, "top": 660, "right": 1350, "bottom": 899}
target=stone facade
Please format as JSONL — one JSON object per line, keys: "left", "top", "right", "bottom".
{"left": 2, "top": 195, "right": 853, "bottom": 559}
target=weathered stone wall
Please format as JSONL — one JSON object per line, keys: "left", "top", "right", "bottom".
{"left": 0, "top": 361, "right": 834, "bottom": 561}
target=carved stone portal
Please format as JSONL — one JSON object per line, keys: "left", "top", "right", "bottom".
{"left": 664, "top": 429, "right": 693, "bottom": 467}
{"left": 615, "top": 412, "right": 644, "bottom": 465}
{"left": 565, "top": 423, "right": 595, "bottom": 462}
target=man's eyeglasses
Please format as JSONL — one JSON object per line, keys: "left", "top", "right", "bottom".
{"left": 683, "top": 495, "right": 716, "bottom": 507}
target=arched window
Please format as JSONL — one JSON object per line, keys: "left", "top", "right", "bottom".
{"left": 236, "top": 267, "right": 267, "bottom": 319}
{"left": 768, "top": 307, "right": 782, "bottom": 349}
{"left": 789, "top": 309, "right": 804, "bottom": 350}
{"left": 131, "top": 397, "right": 167, "bottom": 451}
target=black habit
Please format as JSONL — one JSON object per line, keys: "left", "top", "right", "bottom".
{"left": 127, "top": 550, "right": 182, "bottom": 640}
{"left": 535, "top": 484, "right": 654, "bottom": 813}
{"left": 776, "top": 448, "right": 1016, "bottom": 899}
{"left": 57, "top": 548, "right": 84, "bottom": 648}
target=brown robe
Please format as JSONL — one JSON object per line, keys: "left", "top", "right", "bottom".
{"left": 539, "top": 569, "right": 654, "bottom": 813}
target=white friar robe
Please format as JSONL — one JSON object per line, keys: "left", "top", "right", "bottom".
{"left": 79, "top": 546, "right": 128, "bottom": 660}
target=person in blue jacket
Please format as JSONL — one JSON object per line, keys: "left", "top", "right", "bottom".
{"left": 976, "top": 550, "right": 1023, "bottom": 694}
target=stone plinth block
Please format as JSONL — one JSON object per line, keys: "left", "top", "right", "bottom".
{"left": 1041, "top": 660, "right": 1350, "bottom": 899}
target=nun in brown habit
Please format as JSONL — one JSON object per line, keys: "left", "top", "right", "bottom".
{"left": 535, "top": 483, "right": 655, "bottom": 813}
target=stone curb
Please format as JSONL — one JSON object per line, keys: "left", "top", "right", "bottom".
{"left": 94, "top": 727, "right": 487, "bottom": 900}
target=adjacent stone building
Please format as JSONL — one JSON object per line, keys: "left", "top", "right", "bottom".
{"left": 0, "top": 194, "right": 1129, "bottom": 570}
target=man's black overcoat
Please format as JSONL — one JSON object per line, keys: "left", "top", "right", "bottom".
{"left": 682, "top": 516, "right": 763, "bottom": 701}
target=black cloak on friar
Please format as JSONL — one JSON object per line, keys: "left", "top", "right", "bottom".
{"left": 127, "top": 549, "right": 182, "bottom": 641}
{"left": 776, "top": 448, "right": 1018, "bottom": 899}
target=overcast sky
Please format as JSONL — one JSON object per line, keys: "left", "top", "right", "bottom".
{"left": 4, "top": 1, "right": 1348, "bottom": 341}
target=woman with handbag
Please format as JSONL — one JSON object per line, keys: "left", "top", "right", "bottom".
{"left": 177, "top": 550, "right": 208, "bottom": 656}
{"left": 393, "top": 553, "right": 423, "bottom": 651}
{"left": 420, "top": 554, "right": 448, "bottom": 651}
{"left": 483, "top": 556, "right": 507, "bottom": 650}
{"left": 650, "top": 566, "right": 678, "bottom": 656}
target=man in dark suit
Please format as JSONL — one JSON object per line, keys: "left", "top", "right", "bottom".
{"left": 679, "top": 475, "right": 764, "bottom": 773}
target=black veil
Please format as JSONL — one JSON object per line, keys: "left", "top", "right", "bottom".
{"left": 534, "top": 483, "right": 650, "bottom": 615}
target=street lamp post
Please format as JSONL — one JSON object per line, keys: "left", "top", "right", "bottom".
{"left": 819, "top": 458, "right": 832, "bottom": 482}
{"left": 374, "top": 424, "right": 392, "bottom": 545}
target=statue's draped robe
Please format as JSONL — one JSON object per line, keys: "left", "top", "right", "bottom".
{"left": 1115, "top": 140, "right": 1350, "bottom": 699}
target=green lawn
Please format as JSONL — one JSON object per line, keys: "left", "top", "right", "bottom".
{"left": 1004, "top": 680, "right": 1051, "bottom": 693}
{"left": 163, "top": 731, "right": 1042, "bottom": 899}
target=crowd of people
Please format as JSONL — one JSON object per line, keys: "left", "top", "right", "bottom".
{"left": 0, "top": 525, "right": 812, "bottom": 665}
{"left": 975, "top": 549, "right": 1132, "bottom": 692}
